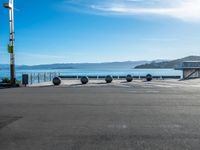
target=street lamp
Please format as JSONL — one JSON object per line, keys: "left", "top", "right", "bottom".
{"left": 3, "top": 3, "right": 11, "bottom": 8}
{"left": 3, "top": 0, "right": 16, "bottom": 86}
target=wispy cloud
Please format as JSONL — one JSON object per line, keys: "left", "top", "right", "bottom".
{"left": 17, "top": 52, "right": 68, "bottom": 60}
{"left": 63, "top": 0, "right": 200, "bottom": 22}
{"left": 140, "top": 38, "right": 179, "bottom": 42}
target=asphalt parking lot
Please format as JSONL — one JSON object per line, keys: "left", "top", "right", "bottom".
{"left": 1, "top": 82, "right": 200, "bottom": 150}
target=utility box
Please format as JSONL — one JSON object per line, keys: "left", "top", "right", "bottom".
{"left": 22, "top": 74, "right": 29, "bottom": 86}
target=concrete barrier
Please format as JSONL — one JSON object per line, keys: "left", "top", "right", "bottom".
{"left": 126, "top": 75, "right": 133, "bottom": 82}
{"left": 81, "top": 76, "right": 89, "bottom": 84}
{"left": 53, "top": 77, "right": 61, "bottom": 86}
{"left": 146, "top": 74, "right": 153, "bottom": 82}
{"left": 105, "top": 75, "right": 113, "bottom": 83}
{"left": 58, "top": 75, "right": 181, "bottom": 80}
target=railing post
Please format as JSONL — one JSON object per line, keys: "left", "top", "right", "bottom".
{"left": 50, "top": 73, "right": 52, "bottom": 81}
{"left": 160, "top": 76, "right": 163, "bottom": 80}
{"left": 30, "top": 74, "right": 33, "bottom": 85}
{"left": 33, "top": 73, "right": 37, "bottom": 83}
{"left": 44, "top": 73, "right": 46, "bottom": 82}
{"left": 38, "top": 73, "right": 40, "bottom": 83}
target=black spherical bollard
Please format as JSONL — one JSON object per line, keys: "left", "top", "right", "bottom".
{"left": 53, "top": 77, "right": 61, "bottom": 86}
{"left": 105, "top": 75, "right": 113, "bottom": 83}
{"left": 81, "top": 76, "right": 89, "bottom": 84}
{"left": 146, "top": 74, "right": 153, "bottom": 82}
{"left": 126, "top": 74, "right": 133, "bottom": 82}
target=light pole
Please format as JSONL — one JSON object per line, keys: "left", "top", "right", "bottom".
{"left": 3, "top": 0, "right": 16, "bottom": 85}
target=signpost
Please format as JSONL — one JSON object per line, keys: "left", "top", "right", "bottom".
{"left": 3, "top": 0, "right": 16, "bottom": 85}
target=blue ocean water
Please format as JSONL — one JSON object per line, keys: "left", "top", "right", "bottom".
{"left": 0, "top": 68, "right": 182, "bottom": 81}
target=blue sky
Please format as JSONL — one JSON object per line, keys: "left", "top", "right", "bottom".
{"left": 0, "top": 0, "right": 200, "bottom": 65}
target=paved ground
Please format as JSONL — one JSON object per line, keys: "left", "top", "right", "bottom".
{"left": 1, "top": 80, "right": 200, "bottom": 150}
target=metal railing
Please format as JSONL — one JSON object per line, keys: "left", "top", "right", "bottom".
{"left": 22, "top": 72, "right": 182, "bottom": 85}
{"left": 22, "top": 72, "right": 60, "bottom": 85}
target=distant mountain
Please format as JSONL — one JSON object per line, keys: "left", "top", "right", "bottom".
{"left": 135, "top": 56, "right": 200, "bottom": 69}
{"left": 0, "top": 64, "right": 10, "bottom": 69}
{"left": 0, "top": 64, "right": 23, "bottom": 70}
{"left": 1, "top": 61, "right": 149, "bottom": 70}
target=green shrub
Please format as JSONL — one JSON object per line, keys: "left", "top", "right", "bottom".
{"left": 1, "top": 78, "right": 10, "bottom": 83}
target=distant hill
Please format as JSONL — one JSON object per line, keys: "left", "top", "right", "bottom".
{"left": 0, "top": 64, "right": 10, "bottom": 69}
{"left": 135, "top": 56, "right": 200, "bottom": 69}
{"left": 1, "top": 61, "right": 149, "bottom": 70}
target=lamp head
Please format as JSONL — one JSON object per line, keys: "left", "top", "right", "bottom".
{"left": 3, "top": 3, "right": 11, "bottom": 9}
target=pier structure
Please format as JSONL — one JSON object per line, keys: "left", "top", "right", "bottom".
{"left": 178, "top": 61, "right": 200, "bottom": 79}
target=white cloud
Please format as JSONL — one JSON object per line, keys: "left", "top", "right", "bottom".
{"left": 64, "top": 0, "right": 200, "bottom": 22}
{"left": 16, "top": 53, "right": 67, "bottom": 60}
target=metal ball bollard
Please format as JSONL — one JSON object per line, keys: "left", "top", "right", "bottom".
{"left": 81, "top": 76, "right": 89, "bottom": 84}
{"left": 105, "top": 75, "right": 113, "bottom": 83}
{"left": 126, "top": 74, "right": 133, "bottom": 82}
{"left": 53, "top": 77, "right": 61, "bottom": 86}
{"left": 146, "top": 74, "right": 153, "bottom": 82}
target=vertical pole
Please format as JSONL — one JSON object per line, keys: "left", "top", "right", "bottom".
{"left": 38, "top": 73, "right": 40, "bottom": 83}
{"left": 9, "top": 0, "right": 16, "bottom": 85}
{"left": 44, "top": 73, "right": 46, "bottom": 82}
{"left": 30, "top": 74, "right": 33, "bottom": 85}
{"left": 50, "top": 73, "right": 52, "bottom": 81}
